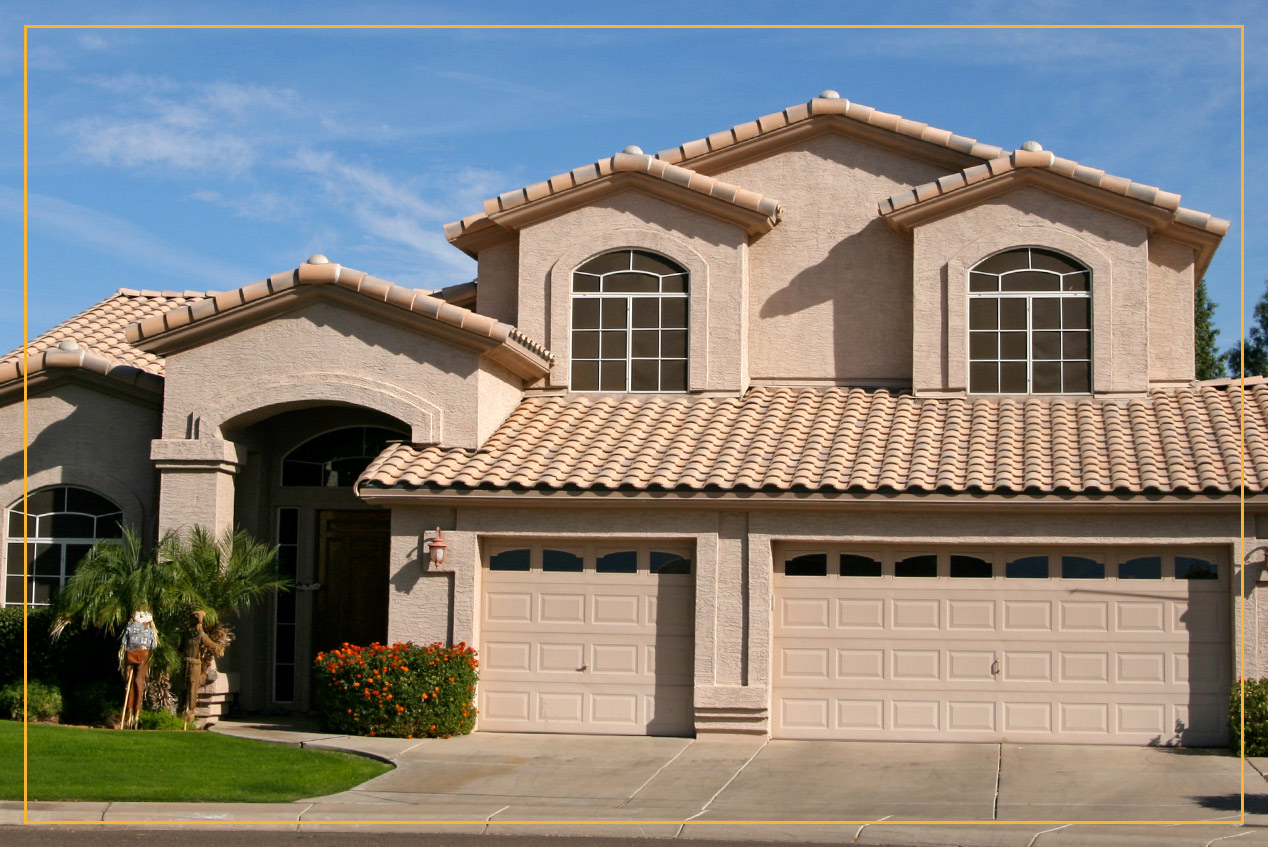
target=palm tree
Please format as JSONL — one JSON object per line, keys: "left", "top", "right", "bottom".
{"left": 55, "top": 525, "right": 292, "bottom": 713}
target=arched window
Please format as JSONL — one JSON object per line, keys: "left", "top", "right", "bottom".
{"left": 5, "top": 486, "right": 122, "bottom": 606}
{"left": 571, "top": 250, "right": 688, "bottom": 392}
{"left": 968, "top": 248, "right": 1091, "bottom": 394}
{"left": 281, "top": 426, "right": 406, "bottom": 487}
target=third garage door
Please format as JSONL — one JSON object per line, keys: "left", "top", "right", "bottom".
{"left": 772, "top": 546, "right": 1229, "bottom": 745}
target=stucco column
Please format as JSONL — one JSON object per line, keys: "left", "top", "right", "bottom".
{"left": 151, "top": 438, "right": 245, "bottom": 538}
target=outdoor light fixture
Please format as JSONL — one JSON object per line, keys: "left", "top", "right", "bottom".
{"left": 428, "top": 528, "right": 448, "bottom": 566}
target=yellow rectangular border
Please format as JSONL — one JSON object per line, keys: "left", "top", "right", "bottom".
{"left": 19, "top": 20, "right": 1248, "bottom": 830}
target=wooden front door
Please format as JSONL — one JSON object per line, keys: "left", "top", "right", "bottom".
{"left": 313, "top": 510, "right": 391, "bottom": 654}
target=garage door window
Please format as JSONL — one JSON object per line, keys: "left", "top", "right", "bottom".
{"left": 490, "top": 548, "right": 531, "bottom": 571}
{"left": 895, "top": 554, "right": 937, "bottom": 578}
{"left": 485, "top": 542, "right": 693, "bottom": 575}
{"left": 1120, "top": 556, "right": 1162, "bottom": 579}
{"left": 786, "top": 553, "right": 828, "bottom": 576}
{"left": 950, "top": 555, "right": 993, "bottom": 578}
{"left": 1005, "top": 555, "right": 1049, "bottom": 578}
{"left": 1061, "top": 555, "right": 1105, "bottom": 579}
{"left": 1177, "top": 556, "right": 1218, "bottom": 580}
{"left": 543, "top": 549, "right": 584, "bottom": 572}
{"left": 839, "top": 554, "right": 882, "bottom": 577}
{"left": 650, "top": 552, "right": 691, "bottom": 574}
{"left": 778, "top": 547, "right": 1222, "bottom": 583}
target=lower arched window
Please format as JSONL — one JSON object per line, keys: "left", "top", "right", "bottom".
{"left": 5, "top": 486, "right": 122, "bottom": 606}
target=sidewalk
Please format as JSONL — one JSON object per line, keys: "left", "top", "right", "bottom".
{"left": 6, "top": 716, "right": 1268, "bottom": 846}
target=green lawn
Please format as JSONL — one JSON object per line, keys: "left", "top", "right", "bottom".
{"left": 0, "top": 720, "right": 391, "bottom": 802}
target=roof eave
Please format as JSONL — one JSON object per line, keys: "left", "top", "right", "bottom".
{"left": 0, "top": 360, "right": 164, "bottom": 406}
{"left": 129, "top": 282, "right": 552, "bottom": 380}
{"left": 881, "top": 169, "right": 1176, "bottom": 235}
{"left": 488, "top": 172, "right": 781, "bottom": 239}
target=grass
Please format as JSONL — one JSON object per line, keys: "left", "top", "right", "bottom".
{"left": 0, "top": 720, "right": 391, "bottom": 802}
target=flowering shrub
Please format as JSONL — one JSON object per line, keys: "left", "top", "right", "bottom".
{"left": 314, "top": 641, "right": 478, "bottom": 738}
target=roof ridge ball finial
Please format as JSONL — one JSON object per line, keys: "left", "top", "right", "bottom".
{"left": 306, "top": 254, "right": 330, "bottom": 265}
{"left": 1021, "top": 140, "right": 1044, "bottom": 152}
{"left": 57, "top": 339, "right": 79, "bottom": 351}
{"left": 621, "top": 145, "right": 644, "bottom": 155}
{"left": 819, "top": 89, "right": 841, "bottom": 99}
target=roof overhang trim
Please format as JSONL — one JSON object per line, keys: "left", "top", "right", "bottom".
{"left": 880, "top": 168, "right": 1226, "bottom": 280}
{"left": 127, "top": 264, "right": 552, "bottom": 380}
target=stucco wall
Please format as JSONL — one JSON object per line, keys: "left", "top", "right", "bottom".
{"left": 1147, "top": 235, "right": 1197, "bottom": 384}
{"left": 475, "top": 240, "right": 520, "bottom": 326}
{"left": 514, "top": 190, "right": 750, "bottom": 393}
{"left": 0, "top": 381, "right": 160, "bottom": 605}
{"left": 160, "top": 299, "right": 493, "bottom": 449}
{"left": 910, "top": 186, "right": 1150, "bottom": 395}
{"left": 717, "top": 133, "right": 948, "bottom": 386}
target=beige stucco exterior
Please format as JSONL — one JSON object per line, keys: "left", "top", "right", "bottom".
{"left": 0, "top": 96, "right": 1245, "bottom": 743}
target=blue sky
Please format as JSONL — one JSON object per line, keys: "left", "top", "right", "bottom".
{"left": 2, "top": 3, "right": 1260, "bottom": 366}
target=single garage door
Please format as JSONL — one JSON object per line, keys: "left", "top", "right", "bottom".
{"left": 772, "top": 546, "right": 1229, "bottom": 745}
{"left": 478, "top": 541, "right": 694, "bottom": 735}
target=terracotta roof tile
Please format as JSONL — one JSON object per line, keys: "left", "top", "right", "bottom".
{"left": 446, "top": 153, "right": 783, "bottom": 243}
{"left": 359, "top": 385, "right": 1263, "bottom": 496}
{"left": 0, "top": 289, "right": 211, "bottom": 386}
{"left": 123, "top": 260, "right": 552, "bottom": 373}
{"left": 878, "top": 150, "right": 1230, "bottom": 237}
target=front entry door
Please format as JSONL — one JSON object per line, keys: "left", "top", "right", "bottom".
{"left": 313, "top": 510, "right": 391, "bottom": 654}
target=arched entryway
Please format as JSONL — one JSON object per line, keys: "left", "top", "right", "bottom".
{"left": 222, "top": 405, "right": 406, "bottom": 710}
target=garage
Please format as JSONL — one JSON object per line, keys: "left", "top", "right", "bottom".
{"left": 477, "top": 541, "right": 695, "bottom": 735}
{"left": 772, "top": 545, "right": 1229, "bottom": 745}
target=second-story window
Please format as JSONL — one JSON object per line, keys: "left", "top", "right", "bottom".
{"left": 968, "top": 248, "right": 1091, "bottom": 394}
{"left": 571, "top": 250, "right": 688, "bottom": 392}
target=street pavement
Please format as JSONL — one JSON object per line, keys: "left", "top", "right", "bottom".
{"left": 5, "top": 716, "right": 1268, "bottom": 846}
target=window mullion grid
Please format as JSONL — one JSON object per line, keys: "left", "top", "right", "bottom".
{"left": 1026, "top": 295, "right": 1034, "bottom": 393}
{"left": 625, "top": 294, "right": 633, "bottom": 392}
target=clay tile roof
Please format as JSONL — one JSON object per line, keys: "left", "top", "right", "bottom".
{"left": 877, "top": 149, "right": 1231, "bottom": 237}
{"left": 445, "top": 152, "right": 782, "bottom": 243}
{"left": 358, "top": 385, "right": 1264, "bottom": 496}
{"left": 0, "top": 289, "right": 211, "bottom": 388}
{"left": 123, "top": 261, "right": 552, "bottom": 373}
{"left": 655, "top": 95, "right": 1007, "bottom": 165}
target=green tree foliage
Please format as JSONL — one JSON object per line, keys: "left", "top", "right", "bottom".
{"left": 1223, "top": 279, "right": 1268, "bottom": 378}
{"left": 1194, "top": 280, "right": 1225, "bottom": 379}
{"left": 54, "top": 526, "right": 292, "bottom": 680}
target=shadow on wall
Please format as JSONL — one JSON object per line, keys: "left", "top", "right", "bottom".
{"left": 758, "top": 217, "right": 912, "bottom": 381}
{"left": 0, "top": 399, "right": 158, "bottom": 496}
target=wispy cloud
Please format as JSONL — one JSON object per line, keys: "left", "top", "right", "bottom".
{"left": 62, "top": 78, "right": 305, "bottom": 175}
{"left": 286, "top": 147, "right": 494, "bottom": 282}
{"left": 0, "top": 187, "right": 255, "bottom": 289}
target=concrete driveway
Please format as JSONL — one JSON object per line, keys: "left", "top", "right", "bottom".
{"left": 12, "top": 720, "right": 1268, "bottom": 845}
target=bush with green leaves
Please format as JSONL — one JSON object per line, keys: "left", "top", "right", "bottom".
{"left": 314, "top": 641, "right": 478, "bottom": 738}
{"left": 0, "top": 606, "right": 117, "bottom": 693}
{"left": 0, "top": 679, "right": 62, "bottom": 721}
{"left": 1231, "top": 678, "right": 1268, "bottom": 755}
{"left": 60, "top": 679, "right": 122, "bottom": 727}
{"left": 136, "top": 708, "right": 188, "bottom": 731}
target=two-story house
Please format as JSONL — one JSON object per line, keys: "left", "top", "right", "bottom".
{"left": 1, "top": 91, "right": 1258, "bottom": 745}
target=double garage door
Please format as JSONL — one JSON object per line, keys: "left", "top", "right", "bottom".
{"left": 478, "top": 542, "right": 695, "bottom": 736}
{"left": 773, "top": 546, "right": 1230, "bottom": 745}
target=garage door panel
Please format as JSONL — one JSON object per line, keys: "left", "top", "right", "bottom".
{"left": 481, "top": 561, "right": 694, "bottom": 737}
{"left": 539, "top": 593, "right": 586, "bottom": 624}
{"left": 773, "top": 552, "right": 1229, "bottom": 745}
{"left": 486, "top": 592, "right": 533, "bottom": 623}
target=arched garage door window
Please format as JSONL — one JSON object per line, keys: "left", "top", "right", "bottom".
{"left": 5, "top": 486, "right": 122, "bottom": 606}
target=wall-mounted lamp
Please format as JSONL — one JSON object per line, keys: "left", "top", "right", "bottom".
{"left": 427, "top": 528, "right": 448, "bottom": 567}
